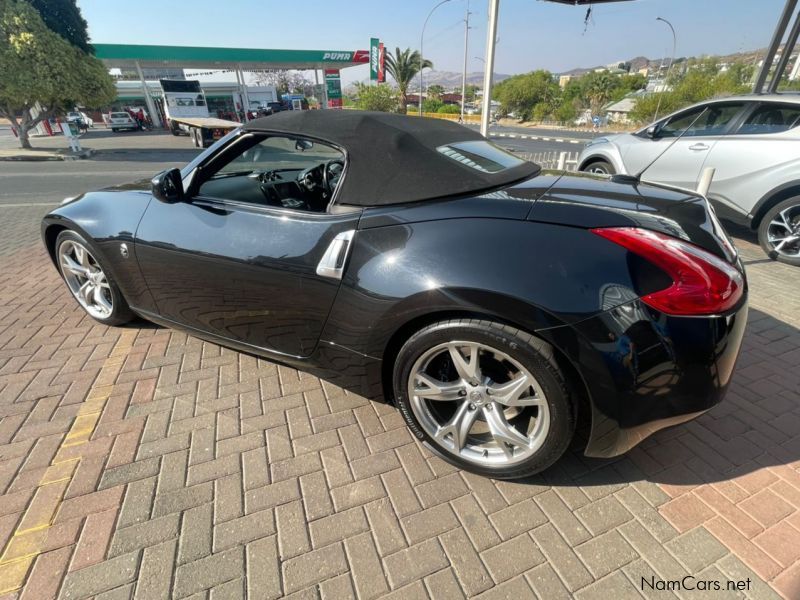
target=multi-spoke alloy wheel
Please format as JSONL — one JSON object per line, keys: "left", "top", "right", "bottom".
{"left": 54, "top": 230, "right": 133, "bottom": 325}
{"left": 58, "top": 239, "right": 114, "bottom": 319}
{"left": 759, "top": 197, "right": 800, "bottom": 266}
{"left": 409, "top": 341, "right": 550, "bottom": 467}
{"left": 394, "top": 320, "right": 575, "bottom": 478}
{"left": 582, "top": 160, "right": 615, "bottom": 176}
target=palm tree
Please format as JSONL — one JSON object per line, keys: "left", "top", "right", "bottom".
{"left": 385, "top": 47, "right": 432, "bottom": 109}
{"left": 585, "top": 72, "right": 615, "bottom": 115}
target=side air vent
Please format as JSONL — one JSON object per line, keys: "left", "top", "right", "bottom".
{"left": 316, "top": 230, "right": 355, "bottom": 280}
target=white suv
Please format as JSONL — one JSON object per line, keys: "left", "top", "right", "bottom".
{"left": 577, "top": 95, "right": 800, "bottom": 265}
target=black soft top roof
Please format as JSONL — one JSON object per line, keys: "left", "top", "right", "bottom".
{"left": 243, "top": 111, "right": 540, "bottom": 207}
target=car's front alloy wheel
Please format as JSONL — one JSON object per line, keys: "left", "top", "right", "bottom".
{"left": 394, "top": 319, "right": 575, "bottom": 478}
{"left": 759, "top": 197, "right": 800, "bottom": 266}
{"left": 582, "top": 159, "right": 615, "bottom": 175}
{"left": 56, "top": 230, "right": 134, "bottom": 325}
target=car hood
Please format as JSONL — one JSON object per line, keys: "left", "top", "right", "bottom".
{"left": 527, "top": 172, "right": 738, "bottom": 263}
{"left": 100, "top": 178, "right": 152, "bottom": 193}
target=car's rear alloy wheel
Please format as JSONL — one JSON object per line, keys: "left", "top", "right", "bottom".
{"left": 759, "top": 197, "right": 800, "bottom": 266}
{"left": 394, "top": 320, "right": 575, "bottom": 478}
{"left": 56, "top": 230, "right": 134, "bottom": 325}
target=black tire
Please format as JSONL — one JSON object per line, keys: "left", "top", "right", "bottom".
{"left": 581, "top": 159, "right": 616, "bottom": 175}
{"left": 54, "top": 230, "right": 135, "bottom": 326}
{"left": 392, "top": 319, "right": 575, "bottom": 479}
{"left": 111, "top": 128, "right": 118, "bottom": 133}
{"left": 758, "top": 196, "right": 800, "bottom": 266}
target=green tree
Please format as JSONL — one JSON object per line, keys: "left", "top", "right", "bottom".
{"left": 422, "top": 98, "right": 443, "bottom": 113}
{"left": 0, "top": 0, "right": 115, "bottom": 148}
{"left": 554, "top": 100, "right": 578, "bottom": 124}
{"left": 29, "top": 0, "right": 90, "bottom": 52}
{"left": 427, "top": 84, "right": 444, "bottom": 99}
{"left": 437, "top": 104, "right": 460, "bottom": 114}
{"left": 354, "top": 83, "right": 399, "bottom": 113}
{"left": 583, "top": 71, "right": 616, "bottom": 114}
{"left": 384, "top": 47, "right": 432, "bottom": 109}
{"left": 628, "top": 61, "right": 752, "bottom": 125}
{"left": 492, "top": 70, "right": 558, "bottom": 121}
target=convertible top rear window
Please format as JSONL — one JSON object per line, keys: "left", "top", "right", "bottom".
{"left": 436, "top": 141, "right": 526, "bottom": 173}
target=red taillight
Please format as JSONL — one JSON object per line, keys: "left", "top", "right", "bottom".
{"left": 591, "top": 227, "right": 744, "bottom": 316}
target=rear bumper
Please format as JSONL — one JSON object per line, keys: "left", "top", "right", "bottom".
{"left": 548, "top": 296, "right": 748, "bottom": 458}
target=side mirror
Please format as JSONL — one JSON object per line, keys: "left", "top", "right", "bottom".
{"left": 645, "top": 125, "right": 659, "bottom": 139}
{"left": 151, "top": 168, "right": 184, "bottom": 203}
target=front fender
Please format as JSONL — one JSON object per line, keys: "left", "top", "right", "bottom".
{"left": 41, "top": 190, "right": 156, "bottom": 311}
{"left": 577, "top": 143, "right": 625, "bottom": 173}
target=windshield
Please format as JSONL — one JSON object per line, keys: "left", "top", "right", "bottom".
{"left": 111, "top": 112, "right": 129, "bottom": 118}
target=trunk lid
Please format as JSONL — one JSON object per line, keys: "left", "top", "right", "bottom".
{"left": 525, "top": 172, "right": 739, "bottom": 265}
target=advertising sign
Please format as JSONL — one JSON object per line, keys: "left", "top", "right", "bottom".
{"left": 378, "top": 43, "right": 386, "bottom": 83}
{"left": 370, "top": 37, "right": 380, "bottom": 81}
{"left": 325, "top": 69, "right": 343, "bottom": 109}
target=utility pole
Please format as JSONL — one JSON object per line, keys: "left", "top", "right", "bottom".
{"left": 480, "top": 0, "right": 500, "bottom": 136}
{"left": 460, "top": 0, "right": 471, "bottom": 123}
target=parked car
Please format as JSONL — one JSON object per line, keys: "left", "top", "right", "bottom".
{"left": 41, "top": 111, "right": 747, "bottom": 479}
{"left": 66, "top": 111, "right": 93, "bottom": 129}
{"left": 107, "top": 111, "right": 140, "bottom": 132}
{"left": 577, "top": 94, "right": 800, "bottom": 265}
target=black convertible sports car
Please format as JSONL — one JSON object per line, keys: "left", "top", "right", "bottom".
{"left": 42, "top": 111, "right": 748, "bottom": 479}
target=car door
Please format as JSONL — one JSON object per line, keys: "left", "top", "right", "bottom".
{"left": 700, "top": 101, "right": 800, "bottom": 222}
{"left": 134, "top": 132, "right": 360, "bottom": 358}
{"left": 622, "top": 101, "right": 747, "bottom": 190}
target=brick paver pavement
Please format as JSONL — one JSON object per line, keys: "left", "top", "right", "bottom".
{"left": 0, "top": 205, "right": 797, "bottom": 599}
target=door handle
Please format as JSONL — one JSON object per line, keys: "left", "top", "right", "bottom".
{"left": 689, "top": 143, "right": 709, "bottom": 151}
{"left": 317, "top": 230, "right": 355, "bottom": 280}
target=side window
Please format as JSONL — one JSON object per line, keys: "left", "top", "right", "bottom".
{"left": 735, "top": 103, "right": 800, "bottom": 134}
{"left": 197, "top": 135, "right": 344, "bottom": 213}
{"left": 659, "top": 103, "right": 744, "bottom": 138}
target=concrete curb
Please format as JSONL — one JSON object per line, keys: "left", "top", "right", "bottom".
{"left": 490, "top": 132, "right": 585, "bottom": 145}
{"left": 0, "top": 148, "right": 95, "bottom": 162}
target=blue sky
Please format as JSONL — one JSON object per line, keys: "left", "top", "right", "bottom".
{"left": 78, "top": 0, "right": 786, "bottom": 85}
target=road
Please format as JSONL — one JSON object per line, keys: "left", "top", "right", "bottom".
{"left": 464, "top": 122, "right": 607, "bottom": 156}
{"left": 0, "top": 130, "right": 201, "bottom": 206}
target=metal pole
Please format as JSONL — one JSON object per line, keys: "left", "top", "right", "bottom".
{"left": 480, "top": 0, "right": 500, "bottom": 137}
{"left": 460, "top": 0, "right": 470, "bottom": 123}
{"left": 135, "top": 61, "right": 162, "bottom": 128}
{"left": 239, "top": 65, "right": 251, "bottom": 122}
{"left": 755, "top": 0, "right": 798, "bottom": 92}
{"left": 769, "top": 8, "right": 800, "bottom": 92}
{"left": 233, "top": 67, "right": 243, "bottom": 121}
{"left": 652, "top": 17, "right": 676, "bottom": 123}
{"left": 315, "top": 69, "right": 326, "bottom": 109}
{"left": 420, "top": 0, "right": 452, "bottom": 116}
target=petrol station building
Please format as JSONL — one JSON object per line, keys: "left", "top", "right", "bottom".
{"left": 93, "top": 43, "right": 370, "bottom": 127}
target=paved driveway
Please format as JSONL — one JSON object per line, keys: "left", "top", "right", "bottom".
{"left": 0, "top": 201, "right": 798, "bottom": 599}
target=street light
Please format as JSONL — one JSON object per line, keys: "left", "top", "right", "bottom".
{"left": 653, "top": 16, "right": 677, "bottom": 122}
{"left": 420, "top": 0, "right": 452, "bottom": 116}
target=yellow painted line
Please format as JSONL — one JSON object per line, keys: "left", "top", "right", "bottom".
{"left": 0, "top": 329, "right": 136, "bottom": 594}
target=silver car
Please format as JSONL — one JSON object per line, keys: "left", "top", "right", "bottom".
{"left": 577, "top": 95, "right": 800, "bottom": 265}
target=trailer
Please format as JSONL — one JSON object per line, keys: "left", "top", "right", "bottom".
{"left": 160, "top": 79, "right": 240, "bottom": 147}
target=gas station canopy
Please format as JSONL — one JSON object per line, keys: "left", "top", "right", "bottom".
{"left": 93, "top": 43, "right": 369, "bottom": 71}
